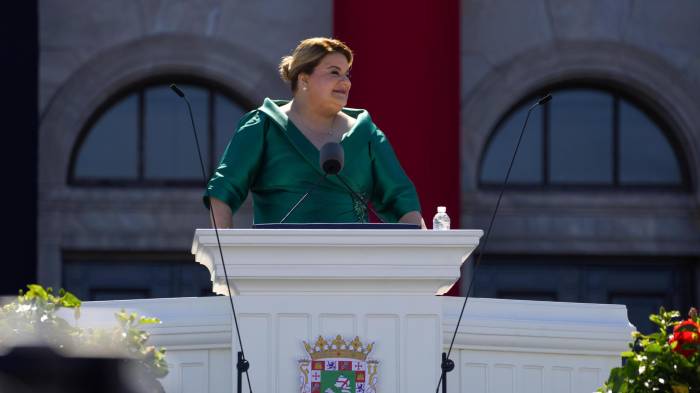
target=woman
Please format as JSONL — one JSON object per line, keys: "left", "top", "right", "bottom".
{"left": 205, "top": 37, "right": 425, "bottom": 228}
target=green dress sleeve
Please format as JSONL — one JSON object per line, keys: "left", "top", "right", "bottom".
{"left": 369, "top": 129, "right": 422, "bottom": 222}
{"left": 204, "top": 110, "right": 266, "bottom": 212}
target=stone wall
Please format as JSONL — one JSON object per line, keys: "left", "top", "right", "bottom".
{"left": 458, "top": 0, "right": 700, "bottom": 256}
{"left": 38, "top": 0, "right": 333, "bottom": 287}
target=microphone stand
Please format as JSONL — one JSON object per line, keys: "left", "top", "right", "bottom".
{"left": 435, "top": 94, "right": 552, "bottom": 393}
{"left": 333, "top": 174, "right": 385, "bottom": 223}
{"left": 280, "top": 174, "right": 328, "bottom": 223}
{"left": 170, "top": 84, "right": 252, "bottom": 393}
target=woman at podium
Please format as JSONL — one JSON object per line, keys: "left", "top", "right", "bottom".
{"left": 205, "top": 37, "right": 425, "bottom": 228}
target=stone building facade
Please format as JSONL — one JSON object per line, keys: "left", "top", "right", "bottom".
{"left": 39, "top": 1, "right": 700, "bottom": 330}
{"left": 457, "top": 1, "right": 700, "bottom": 331}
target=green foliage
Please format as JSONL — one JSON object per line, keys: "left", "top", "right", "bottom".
{"left": 111, "top": 310, "right": 169, "bottom": 378}
{"left": 597, "top": 307, "right": 700, "bottom": 393}
{"left": 0, "top": 284, "right": 168, "bottom": 379}
{"left": 0, "top": 285, "right": 82, "bottom": 348}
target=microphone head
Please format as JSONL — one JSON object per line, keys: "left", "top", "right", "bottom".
{"left": 169, "top": 84, "right": 185, "bottom": 97}
{"left": 319, "top": 142, "right": 344, "bottom": 175}
{"left": 538, "top": 94, "right": 552, "bottom": 105}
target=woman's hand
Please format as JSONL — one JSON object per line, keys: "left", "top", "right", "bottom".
{"left": 399, "top": 211, "right": 427, "bottom": 229}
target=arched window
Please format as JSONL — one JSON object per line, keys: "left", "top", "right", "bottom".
{"left": 480, "top": 86, "right": 690, "bottom": 190}
{"left": 69, "top": 78, "right": 253, "bottom": 186}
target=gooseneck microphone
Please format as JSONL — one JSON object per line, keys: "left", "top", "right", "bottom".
{"left": 435, "top": 94, "right": 553, "bottom": 393}
{"left": 322, "top": 142, "right": 385, "bottom": 223}
{"left": 319, "top": 141, "right": 344, "bottom": 174}
{"left": 279, "top": 143, "right": 343, "bottom": 222}
{"left": 170, "top": 84, "right": 253, "bottom": 393}
{"left": 279, "top": 176, "right": 327, "bottom": 224}
{"left": 280, "top": 142, "right": 383, "bottom": 223}
{"left": 537, "top": 94, "right": 552, "bottom": 106}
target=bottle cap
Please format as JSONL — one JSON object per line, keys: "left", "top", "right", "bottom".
{"left": 437, "top": 206, "right": 446, "bottom": 213}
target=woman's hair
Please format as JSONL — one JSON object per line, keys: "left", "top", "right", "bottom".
{"left": 279, "top": 37, "right": 353, "bottom": 92}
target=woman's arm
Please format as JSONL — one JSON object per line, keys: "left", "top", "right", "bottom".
{"left": 368, "top": 128, "right": 424, "bottom": 225}
{"left": 209, "top": 197, "right": 233, "bottom": 228}
{"left": 204, "top": 110, "right": 265, "bottom": 223}
{"left": 399, "top": 210, "right": 427, "bottom": 229}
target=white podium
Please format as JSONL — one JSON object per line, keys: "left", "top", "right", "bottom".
{"left": 74, "top": 228, "right": 633, "bottom": 393}
{"left": 191, "top": 228, "right": 483, "bottom": 393}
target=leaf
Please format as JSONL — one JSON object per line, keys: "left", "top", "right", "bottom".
{"left": 646, "top": 343, "right": 663, "bottom": 353}
{"left": 116, "top": 310, "right": 129, "bottom": 322}
{"left": 27, "top": 284, "right": 48, "bottom": 301}
{"left": 60, "top": 292, "right": 81, "bottom": 308}
{"left": 676, "top": 324, "right": 699, "bottom": 333}
{"left": 47, "top": 293, "right": 59, "bottom": 305}
{"left": 139, "top": 317, "right": 160, "bottom": 325}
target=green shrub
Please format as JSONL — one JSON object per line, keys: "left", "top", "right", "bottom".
{"left": 598, "top": 307, "right": 699, "bottom": 393}
{"left": 0, "top": 284, "right": 168, "bottom": 379}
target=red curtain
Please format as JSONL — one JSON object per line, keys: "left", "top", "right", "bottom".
{"left": 334, "top": 1, "right": 462, "bottom": 294}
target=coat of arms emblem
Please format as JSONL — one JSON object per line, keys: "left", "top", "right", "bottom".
{"left": 299, "top": 335, "right": 378, "bottom": 393}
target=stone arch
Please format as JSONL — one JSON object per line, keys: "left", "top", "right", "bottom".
{"left": 38, "top": 33, "right": 275, "bottom": 285}
{"left": 39, "top": 33, "right": 277, "bottom": 190}
{"left": 460, "top": 41, "right": 700, "bottom": 199}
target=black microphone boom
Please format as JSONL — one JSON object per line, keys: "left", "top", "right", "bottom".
{"left": 280, "top": 142, "right": 381, "bottom": 223}
{"left": 435, "top": 94, "right": 553, "bottom": 393}
{"left": 320, "top": 142, "right": 385, "bottom": 223}
{"left": 279, "top": 173, "right": 327, "bottom": 223}
{"left": 537, "top": 94, "right": 552, "bottom": 106}
{"left": 279, "top": 143, "right": 341, "bottom": 223}
{"left": 170, "top": 84, "right": 185, "bottom": 97}
{"left": 170, "top": 83, "right": 253, "bottom": 393}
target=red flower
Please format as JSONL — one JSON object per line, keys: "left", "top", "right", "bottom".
{"left": 669, "top": 319, "right": 700, "bottom": 358}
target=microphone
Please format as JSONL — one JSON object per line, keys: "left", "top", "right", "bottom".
{"left": 319, "top": 141, "right": 344, "bottom": 174}
{"left": 279, "top": 142, "right": 343, "bottom": 223}
{"left": 170, "top": 84, "right": 185, "bottom": 97}
{"left": 279, "top": 142, "right": 384, "bottom": 223}
{"left": 170, "top": 83, "right": 253, "bottom": 393}
{"left": 537, "top": 93, "right": 552, "bottom": 106}
{"left": 321, "top": 142, "right": 385, "bottom": 223}
{"left": 436, "top": 93, "right": 552, "bottom": 393}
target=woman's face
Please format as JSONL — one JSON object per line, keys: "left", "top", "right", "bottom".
{"left": 300, "top": 52, "right": 352, "bottom": 112}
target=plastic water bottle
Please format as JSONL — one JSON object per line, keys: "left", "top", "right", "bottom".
{"left": 432, "top": 206, "right": 450, "bottom": 230}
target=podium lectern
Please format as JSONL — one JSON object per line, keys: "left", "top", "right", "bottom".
{"left": 191, "top": 228, "right": 482, "bottom": 393}
{"left": 71, "top": 228, "right": 632, "bottom": 393}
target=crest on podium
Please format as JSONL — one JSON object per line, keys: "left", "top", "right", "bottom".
{"left": 299, "top": 335, "right": 378, "bottom": 393}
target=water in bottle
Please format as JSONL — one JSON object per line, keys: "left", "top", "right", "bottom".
{"left": 432, "top": 206, "right": 450, "bottom": 230}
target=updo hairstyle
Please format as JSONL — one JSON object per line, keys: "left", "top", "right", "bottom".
{"left": 279, "top": 37, "right": 353, "bottom": 93}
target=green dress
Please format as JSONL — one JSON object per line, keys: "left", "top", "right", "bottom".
{"left": 205, "top": 98, "right": 421, "bottom": 224}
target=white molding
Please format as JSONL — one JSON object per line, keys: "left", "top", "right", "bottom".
{"left": 442, "top": 297, "right": 634, "bottom": 355}
{"left": 192, "top": 229, "right": 483, "bottom": 296}
{"left": 76, "top": 297, "right": 233, "bottom": 348}
{"left": 77, "top": 295, "right": 633, "bottom": 356}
